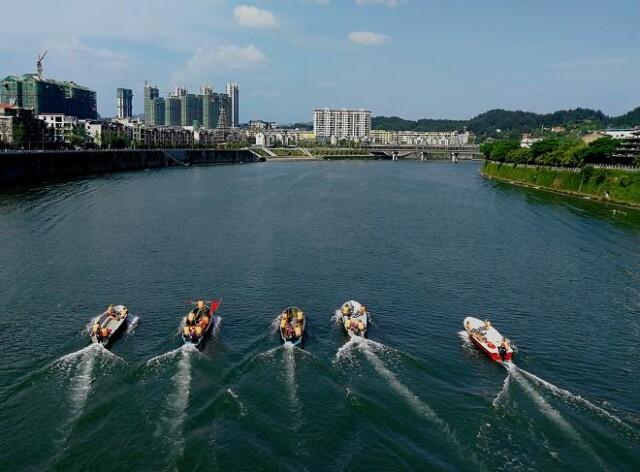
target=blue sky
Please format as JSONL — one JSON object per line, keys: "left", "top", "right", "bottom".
{"left": 0, "top": 0, "right": 638, "bottom": 122}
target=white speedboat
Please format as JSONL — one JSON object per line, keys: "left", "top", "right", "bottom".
{"left": 463, "top": 316, "right": 513, "bottom": 363}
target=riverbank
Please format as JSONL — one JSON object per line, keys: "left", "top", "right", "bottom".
{"left": 0, "top": 149, "right": 257, "bottom": 186}
{"left": 482, "top": 161, "right": 640, "bottom": 209}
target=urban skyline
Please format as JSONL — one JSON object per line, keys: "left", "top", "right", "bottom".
{"left": 0, "top": 1, "right": 637, "bottom": 122}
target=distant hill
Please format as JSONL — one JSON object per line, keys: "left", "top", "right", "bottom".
{"left": 372, "top": 106, "right": 640, "bottom": 139}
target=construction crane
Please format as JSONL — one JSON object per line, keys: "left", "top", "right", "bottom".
{"left": 36, "top": 50, "right": 48, "bottom": 79}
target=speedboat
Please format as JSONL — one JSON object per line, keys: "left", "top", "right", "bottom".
{"left": 279, "top": 306, "right": 306, "bottom": 346}
{"left": 339, "top": 300, "right": 368, "bottom": 338}
{"left": 90, "top": 304, "right": 129, "bottom": 347}
{"left": 182, "top": 299, "right": 222, "bottom": 348}
{"left": 463, "top": 316, "right": 513, "bottom": 363}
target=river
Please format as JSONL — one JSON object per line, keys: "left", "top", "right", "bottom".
{"left": 0, "top": 161, "right": 638, "bottom": 470}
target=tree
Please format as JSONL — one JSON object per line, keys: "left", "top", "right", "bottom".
{"left": 69, "top": 125, "right": 87, "bottom": 148}
{"left": 530, "top": 138, "right": 560, "bottom": 158}
{"left": 579, "top": 136, "right": 618, "bottom": 164}
{"left": 13, "top": 122, "right": 26, "bottom": 147}
{"left": 481, "top": 140, "right": 520, "bottom": 161}
{"left": 505, "top": 147, "right": 533, "bottom": 164}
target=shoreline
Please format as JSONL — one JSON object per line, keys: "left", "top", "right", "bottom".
{"left": 480, "top": 164, "right": 640, "bottom": 211}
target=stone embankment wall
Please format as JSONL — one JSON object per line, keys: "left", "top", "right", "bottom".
{"left": 0, "top": 149, "right": 258, "bottom": 186}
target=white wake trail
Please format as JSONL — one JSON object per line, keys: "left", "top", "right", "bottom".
{"left": 126, "top": 316, "right": 140, "bottom": 334}
{"left": 227, "top": 388, "right": 246, "bottom": 417}
{"left": 359, "top": 342, "right": 462, "bottom": 448}
{"left": 68, "top": 348, "right": 96, "bottom": 418}
{"left": 508, "top": 363, "right": 609, "bottom": 468}
{"left": 492, "top": 371, "right": 511, "bottom": 408}
{"left": 517, "top": 367, "right": 634, "bottom": 434}
{"left": 507, "top": 364, "right": 579, "bottom": 438}
{"left": 283, "top": 343, "right": 300, "bottom": 416}
{"left": 157, "top": 344, "right": 198, "bottom": 458}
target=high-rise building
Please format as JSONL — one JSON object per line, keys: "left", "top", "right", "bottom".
{"left": 165, "top": 96, "right": 181, "bottom": 127}
{"left": 0, "top": 74, "right": 97, "bottom": 119}
{"left": 144, "top": 84, "right": 165, "bottom": 125}
{"left": 201, "top": 87, "right": 219, "bottom": 129}
{"left": 181, "top": 93, "right": 203, "bottom": 128}
{"left": 313, "top": 108, "right": 371, "bottom": 140}
{"left": 225, "top": 82, "right": 239, "bottom": 127}
{"left": 116, "top": 88, "right": 133, "bottom": 119}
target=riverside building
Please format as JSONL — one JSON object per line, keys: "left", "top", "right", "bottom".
{"left": 1, "top": 74, "right": 97, "bottom": 119}
{"left": 225, "top": 82, "right": 239, "bottom": 127}
{"left": 144, "top": 84, "right": 231, "bottom": 130}
{"left": 116, "top": 88, "right": 133, "bottom": 119}
{"left": 313, "top": 108, "right": 371, "bottom": 141}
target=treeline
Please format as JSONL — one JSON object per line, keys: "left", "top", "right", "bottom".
{"left": 481, "top": 135, "right": 640, "bottom": 167}
{"left": 372, "top": 106, "right": 640, "bottom": 139}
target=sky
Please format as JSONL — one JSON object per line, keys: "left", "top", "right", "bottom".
{"left": 0, "top": 0, "right": 639, "bottom": 123}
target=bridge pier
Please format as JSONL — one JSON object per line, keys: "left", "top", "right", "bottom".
{"left": 420, "top": 151, "right": 425, "bottom": 161}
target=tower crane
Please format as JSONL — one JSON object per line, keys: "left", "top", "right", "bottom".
{"left": 37, "top": 50, "right": 48, "bottom": 79}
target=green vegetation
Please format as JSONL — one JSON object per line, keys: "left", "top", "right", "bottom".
{"left": 271, "top": 148, "right": 306, "bottom": 157}
{"left": 483, "top": 161, "right": 640, "bottom": 207}
{"left": 373, "top": 106, "right": 640, "bottom": 139}
{"left": 481, "top": 135, "right": 637, "bottom": 167}
{"left": 68, "top": 125, "right": 87, "bottom": 148}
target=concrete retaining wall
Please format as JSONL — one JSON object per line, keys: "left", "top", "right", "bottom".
{"left": 0, "top": 149, "right": 257, "bottom": 187}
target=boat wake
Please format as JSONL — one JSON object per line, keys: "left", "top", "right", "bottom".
{"left": 359, "top": 342, "right": 459, "bottom": 440}
{"left": 492, "top": 372, "right": 511, "bottom": 408}
{"left": 48, "top": 344, "right": 125, "bottom": 446}
{"left": 283, "top": 343, "right": 301, "bottom": 422}
{"left": 503, "top": 362, "right": 608, "bottom": 467}
{"left": 126, "top": 316, "right": 140, "bottom": 335}
{"left": 331, "top": 309, "right": 342, "bottom": 325}
{"left": 226, "top": 388, "right": 247, "bottom": 417}
{"left": 504, "top": 362, "right": 581, "bottom": 441}
{"left": 146, "top": 344, "right": 200, "bottom": 369}
{"left": 335, "top": 338, "right": 470, "bottom": 461}
{"left": 156, "top": 343, "right": 199, "bottom": 459}
{"left": 516, "top": 365, "right": 636, "bottom": 438}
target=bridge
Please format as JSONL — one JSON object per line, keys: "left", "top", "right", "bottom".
{"left": 361, "top": 144, "right": 481, "bottom": 161}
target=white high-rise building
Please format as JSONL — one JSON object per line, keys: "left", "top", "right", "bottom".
{"left": 313, "top": 108, "right": 371, "bottom": 141}
{"left": 225, "top": 82, "right": 239, "bottom": 128}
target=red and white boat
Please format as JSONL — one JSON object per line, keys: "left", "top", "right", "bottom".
{"left": 463, "top": 316, "right": 513, "bottom": 363}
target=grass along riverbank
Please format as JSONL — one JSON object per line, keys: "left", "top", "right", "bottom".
{"left": 482, "top": 161, "right": 640, "bottom": 208}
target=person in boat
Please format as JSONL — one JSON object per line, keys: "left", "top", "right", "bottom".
{"left": 359, "top": 305, "right": 366, "bottom": 316}
{"left": 498, "top": 339, "right": 510, "bottom": 360}
{"left": 193, "top": 300, "right": 209, "bottom": 322}
{"left": 284, "top": 323, "right": 295, "bottom": 340}
{"left": 92, "top": 321, "right": 103, "bottom": 341}
{"left": 104, "top": 304, "right": 116, "bottom": 319}
{"left": 483, "top": 320, "right": 492, "bottom": 330}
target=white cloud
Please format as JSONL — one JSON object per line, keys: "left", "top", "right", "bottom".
{"left": 45, "top": 37, "right": 129, "bottom": 72}
{"left": 348, "top": 31, "right": 388, "bottom": 45}
{"left": 173, "top": 44, "right": 268, "bottom": 84}
{"left": 233, "top": 5, "right": 277, "bottom": 29}
{"left": 356, "top": 0, "right": 404, "bottom": 7}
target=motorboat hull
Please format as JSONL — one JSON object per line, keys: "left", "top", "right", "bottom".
{"left": 90, "top": 305, "right": 129, "bottom": 348}
{"left": 182, "top": 299, "right": 222, "bottom": 348}
{"left": 464, "top": 316, "right": 513, "bottom": 363}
